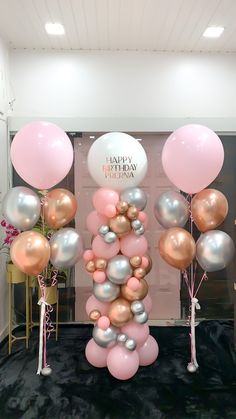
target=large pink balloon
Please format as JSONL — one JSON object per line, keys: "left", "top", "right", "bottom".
{"left": 92, "top": 235, "right": 120, "bottom": 258}
{"left": 85, "top": 338, "right": 109, "bottom": 368}
{"left": 107, "top": 346, "right": 139, "bottom": 380}
{"left": 85, "top": 295, "right": 109, "bottom": 317}
{"left": 138, "top": 335, "right": 159, "bottom": 366}
{"left": 92, "top": 188, "right": 119, "bottom": 215}
{"left": 86, "top": 211, "right": 108, "bottom": 235}
{"left": 10, "top": 122, "right": 73, "bottom": 189}
{"left": 162, "top": 124, "right": 224, "bottom": 194}
{"left": 121, "top": 320, "right": 149, "bottom": 347}
{"left": 120, "top": 232, "right": 148, "bottom": 258}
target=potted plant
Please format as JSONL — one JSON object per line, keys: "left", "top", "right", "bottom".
{"left": 0, "top": 220, "right": 25, "bottom": 284}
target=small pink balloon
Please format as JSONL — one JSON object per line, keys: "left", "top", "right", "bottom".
{"left": 92, "top": 235, "right": 120, "bottom": 259}
{"left": 92, "top": 188, "right": 119, "bottom": 215}
{"left": 127, "top": 277, "right": 141, "bottom": 291}
{"left": 121, "top": 320, "right": 149, "bottom": 347}
{"left": 142, "top": 294, "right": 153, "bottom": 314}
{"left": 138, "top": 335, "right": 159, "bottom": 366}
{"left": 83, "top": 249, "right": 95, "bottom": 262}
{"left": 86, "top": 211, "right": 108, "bottom": 235}
{"left": 85, "top": 338, "right": 109, "bottom": 368}
{"left": 104, "top": 204, "right": 117, "bottom": 218}
{"left": 141, "top": 256, "right": 149, "bottom": 269}
{"left": 120, "top": 232, "right": 148, "bottom": 258}
{"left": 85, "top": 295, "right": 109, "bottom": 317}
{"left": 107, "top": 346, "right": 139, "bottom": 380}
{"left": 93, "top": 270, "right": 106, "bottom": 283}
{"left": 97, "top": 316, "right": 110, "bottom": 330}
{"left": 138, "top": 212, "right": 148, "bottom": 228}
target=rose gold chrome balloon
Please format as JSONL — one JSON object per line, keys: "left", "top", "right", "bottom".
{"left": 109, "top": 215, "right": 131, "bottom": 237}
{"left": 134, "top": 267, "right": 146, "bottom": 279}
{"left": 127, "top": 206, "right": 139, "bottom": 220}
{"left": 129, "top": 256, "right": 142, "bottom": 268}
{"left": 108, "top": 297, "right": 133, "bottom": 327}
{"left": 89, "top": 310, "right": 101, "bottom": 321}
{"left": 121, "top": 279, "right": 148, "bottom": 301}
{"left": 116, "top": 201, "right": 129, "bottom": 214}
{"left": 145, "top": 254, "right": 152, "bottom": 274}
{"left": 43, "top": 188, "right": 77, "bottom": 229}
{"left": 86, "top": 260, "right": 96, "bottom": 273}
{"left": 95, "top": 258, "right": 107, "bottom": 271}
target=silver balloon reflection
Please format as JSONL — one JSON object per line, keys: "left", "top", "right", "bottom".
{"left": 104, "top": 231, "right": 117, "bottom": 243}
{"left": 93, "top": 279, "right": 120, "bottom": 302}
{"left": 134, "top": 311, "right": 148, "bottom": 324}
{"left": 131, "top": 300, "right": 145, "bottom": 314}
{"left": 106, "top": 255, "right": 132, "bottom": 285}
{"left": 117, "top": 333, "right": 128, "bottom": 344}
{"left": 2, "top": 186, "right": 41, "bottom": 231}
{"left": 131, "top": 219, "right": 142, "bottom": 230}
{"left": 196, "top": 230, "right": 235, "bottom": 272}
{"left": 134, "top": 225, "right": 145, "bottom": 236}
{"left": 154, "top": 190, "right": 189, "bottom": 229}
{"left": 93, "top": 324, "right": 119, "bottom": 348}
{"left": 125, "top": 338, "right": 137, "bottom": 351}
{"left": 50, "top": 228, "right": 83, "bottom": 269}
{"left": 99, "top": 225, "right": 109, "bottom": 236}
{"left": 120, "top": 187, "right": 147, "bottom": 211}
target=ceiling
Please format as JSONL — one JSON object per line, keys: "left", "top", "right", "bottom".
{"left": 0, "top": 0, "right": 236, "bottom": 52}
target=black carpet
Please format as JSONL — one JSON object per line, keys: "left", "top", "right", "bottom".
{"left": 0, "top": 321, "right": 236, "bottom": 419}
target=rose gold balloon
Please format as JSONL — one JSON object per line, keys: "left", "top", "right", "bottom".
{"left": 134, "top": 267, "right": 146, "bottom": 279}
{"left": 127, "top": 206, "right": 139, "bottom": 220}
{"left": 10, "top": 231, "right": 50, "bottom": 275}
{"left": 43, "top": 188, "right": 77, "bottom": 229}
{"left": 89, "top": 310, "right": 101, "bottom": 321}
{"left": 116, "top": 201, "right": 129, "bottom": 214}
{"left": 95, "top": 258, "right": 107, "bottom": 271}
{"left": 159, "top": 227, "right": 196, "bottom": 270}
{"left": 121, "top": 279, "right": 148, "bottom": 301}
{"left": 86, "top": 260, "right": 96, "bottom": 273}
{"left": 145, "top": 254, "right": 152, "bottom": 274}
{"left": 130, "top": 256, "right": 142, "bottom": 268}
{"left": 108, "top": 298, "right": 133, "bottom": 327}
{"left": 191, "top": 188, "right": 228, "bottom": 233}
{"left": 109, "top": 215, "right": 131, "bottom": 236}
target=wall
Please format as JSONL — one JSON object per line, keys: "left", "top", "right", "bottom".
{"left": 9, "top": 50, "right": 236, "bottom": 132}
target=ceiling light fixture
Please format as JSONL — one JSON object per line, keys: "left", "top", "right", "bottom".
{"left": 203, "top": 26, "right": 224, "bottom": 38}
{"left": 45, "top": 22, "right": 65, "bottom": 35}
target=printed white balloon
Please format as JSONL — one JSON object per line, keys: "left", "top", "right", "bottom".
{"left": 87, "top": 132, "right": 147, "bottom": 190}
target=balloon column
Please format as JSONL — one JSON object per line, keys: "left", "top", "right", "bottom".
{"left": 84, "top": 132, "right": 158, "bottom": 379}
{"left": 155, "top": 124, "right": 235, "bottom": 372}
{"left": 4, "top": 121, "right": 83, "bottom": 375}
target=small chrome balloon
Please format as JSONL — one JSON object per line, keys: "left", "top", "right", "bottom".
{"left": 125, "top": 338, "right": 137, "bottom": 351}
{"left": 93, "top": 279, "right": 120, "bottom": 302}
{"left": 41, "top": 367, "right": 52, "bottom": 376}
{"left": 134, "top": 225, "right": 145, "bottom": 236}
{"left": 104, "top": 231, "right": 117, "bottom": 244}
{"left": 117, "top": 333, "right": 128, "bottom": 344}
{"left": 131, "top": 300, "right": 145, "bottom": 315}
{"left": 106, "top": 255, "right": 132, "bottom": 285}
{"left": 187, "top": 363, "right": 198, "bottom": 373}
{"left": 50, "top": 228, "right": 83, "bottom": 269}
{"left": 120, "top": 187, "right": 147, "bottom": 211}
{"left": 154, "top": 190, "right": 189, "bottom": 229}
{"left": 93, "top": 324, "right": 119, "bottom": 348}
{"left": 134, "top": 311, "right": 148, "bottom": 324}
{"left": 99, "top": 225, "right": 110, "bottom": 236}
{"left": 131, "top": 219, "right": 142, "bottom": 230}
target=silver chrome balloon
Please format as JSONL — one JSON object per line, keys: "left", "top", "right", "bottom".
{"left": 196, "top": 230, "right": 235, "bottom": 272}
{"left": 93, "top": 279, "right": 120, "bottom": 302}
{"left": 154, "top": 190, "right": 189, "bottom": 229}
{"left": 2, "top": 186, "right": 41, "bottom": 231}
{"left": 125, "top": 338, "right": 137, "bottom": 351}
{"left": 99, "top": 225, "right": 110, "bottom": 236}
{"left": 134, "top": 225, "right": 145, "bottom": 235}
{"left": 104, "top": 231, "right": 117, "bottom": 243}
{"left": 106, "top": 255, "right": 132, "bottom": 285}
{"left": 131, "top": 300, "right": 145, "bottom": 314}
{"left": 131, "top": 219, "right": 142, "bottom": 230}
{"left": 50, "top": 228, "right": 83, "bottom": 268}
{"left": 93, "top": 324, "right": 119, "bottom": 348}
{"left": 134, "top": 311, "right": 148, "bottom": 324}
{"left": 117, "top": 333, "right": 128, "bottom": 344}
{"left": 120, "top": 187, "right": 147, "bottom": 211}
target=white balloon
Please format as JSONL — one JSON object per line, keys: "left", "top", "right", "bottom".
{"left": 87, "top": 132, "right": 147, "bottom": 190}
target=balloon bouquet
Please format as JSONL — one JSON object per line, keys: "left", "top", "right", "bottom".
{"left": 3, "top": 121, "right": 83, "bottom": 375}
{"left": 154, "top": 124, "right": 235, "bottom": 372}
{"left": 84, "top": 132, "right": 159, "bottom": 379}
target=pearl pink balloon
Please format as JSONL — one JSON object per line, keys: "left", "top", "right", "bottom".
{"left": 141, "top": 256, "right": 149, "bottom": 269}
{"left": 93, "top": 270, "right": 106, "bottom": 283}
{"left": 92, "top": 235, "right": 120, "bottom": 259}
{"left": 104, "top": 204, "right": 117, "bottom": 218}
{"left": 138, "top": 335, "right": 159, "bottom": 366}
{"left": 127, "top": 277, "right": 141, "bottom": 291}
{"left": 86, "top": 211, "right": 108, "bottom": 235}
{"left": 120, "top": 232, "right": 148, "bottom": 258}
{"left": 142, "top": 294, "right": 153, "bottom": 314}
{"left": 162, "top": 124, "right": 224, "bottom": 194}
{"left": 92, "top": 189, "right": 119, "bottom": 215}
{"left": 85, "top": 295, "right": 109, "bottom": 317}
{"left": 83, "top": 249, "right": 94, "bottom": 262}
{"left": 121, "top": 320, "right": 149, "bottom": 347}
{"left": 138, "top": 211, "right": 148, "bottom": 228}
{"left": 85, "top": 338, "right": 109, "bottom": 368}
{"left": 10, "top": 121, "right": 73, "bottom": 190}
{"left": 97, "top": 316, "right": 110, "bottom": 330}
{"left": 107, "top": 346, "right": 139, "bottom": 380}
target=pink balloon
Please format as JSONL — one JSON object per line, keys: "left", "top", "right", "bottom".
{"left": 93, "top": 270, "right": 106, "bottom": 283}
{"left": 142, "top": 294, "right": 153, "bottom": 314}
{"left": 10, "top": 122, "right": 73, "bottom": 189}
{"left": 92, "top": 189, "right": 119, "bottom": 215}
{"left": 138, "top": 212, "right": 148, "bottom": 228}
{"left": 85, "top": 338, "right": 109, "bottom": 368}
{"left": 86, "top": 211, "right": 108, "bottom": 235}
{"left": 97, "top": 316, "right": 110, "bottom": 330}
{"left": 141, "top": 256, "right": 149, "bottom": 269}
{"left": 85, "top": 295, "right": 109, "bottom": 317}
{"left": 121, "top": 320, "right": 149, "bottom": 347}
{"left": 127, "top": 277, "right": 141, "bottom": 291}
{"left": 83, "top": 249, "right": 94, "bottom": 262}
{"left": 138, "top": 335, "right": 159, "bottom": 366}
{"left": 120, "top": 232, "right": 148, "bottom": 258}
{"left": 92, "top": 235, "right": 120, "bottom": 258}
{"left": 107, "top": 346, "right": 139, "bottom": 380}
{"left": 162, "top": 124, "right": 224, "bottom": 194}
{"left": 104, "top": 204, "right": 117, "bottom": 218}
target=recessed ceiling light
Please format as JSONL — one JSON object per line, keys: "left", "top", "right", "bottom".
{"left": 45, "top": 22, "right": 65, "bottom": 35}
{"left": 203, "top": 26, "right": 224, "bottom": 38}
{"left": 89, "top": 135, "right": 95, "bottom": 139}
